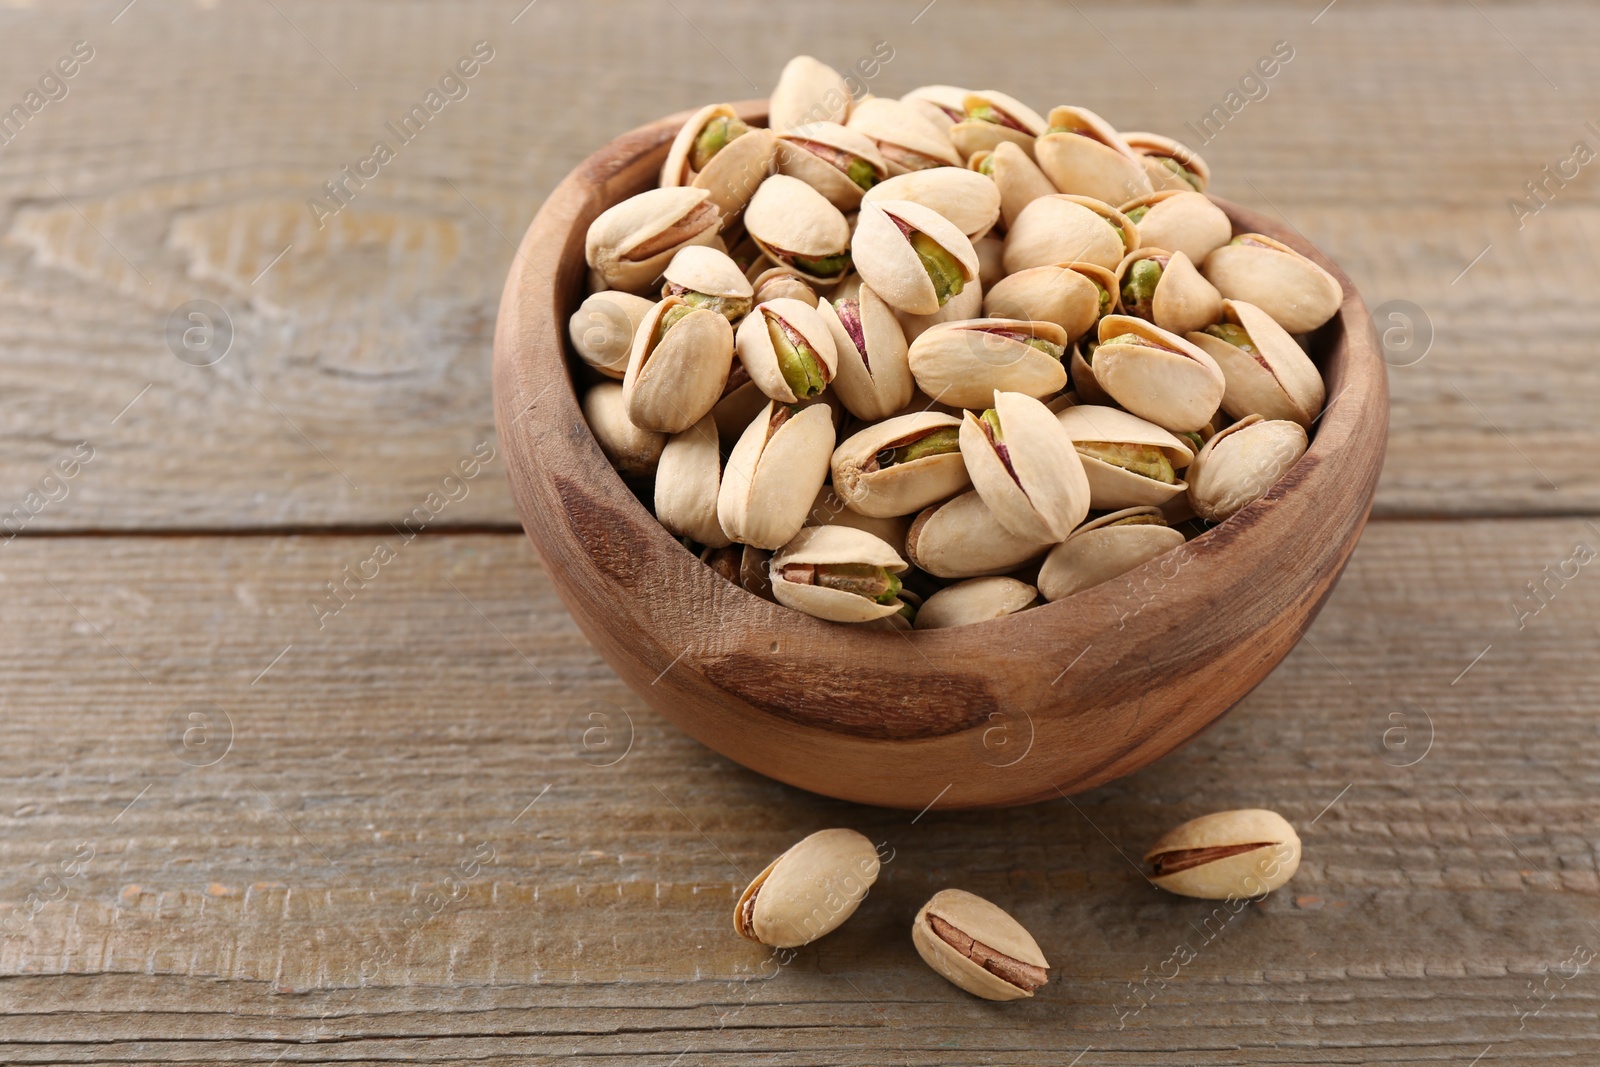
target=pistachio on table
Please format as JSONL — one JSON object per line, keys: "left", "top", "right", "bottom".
{"left": 1036, "top": 506, "right": 1186, "bottom": 602}
{"left": 621, "top": 295, "right": 734, "bottom": 433}
{"left": 718, "top": 400, "right": 835, "bottom": 550}
{"left": 1187, "top": 299, "right": 1326, "bottom": 427}
{"left": 832, "top": 411, "right": 970, "bottom": 518}
{"left": 771, "top": 525, "right": 909, "bottom": 624}
{"left": 1003, "top": 193, "right": 1138, "bottom": 274}
{"left": 660, "top": 103, "right": 777, "bottom": 223}
{"left": 585, "top": 186, "right": 723, "bottom": 292}
{"left": 736, "top": 297, "right": 839, "bottom": 405}
{"left": 1185, "top": 414, "right": 1309, "bottom": 522}
{"left": 736, "top": 828, "right": 881, "bottom": 948}
{"left": 852, "top": 198, "right": 979, "bottom": 316}
{"left": 569, "top": 290, "right": 655, "bottom": 379}
{"left": 1119, "top": 189, "right": 1232, "bottom": 265}
{"left": 1056, "top": 404, "right": 1194, "bottom": 510}
{"left": 913, "top": 576, "right": 1037, "bottom": 630}
{"left": 912, "top": 889, "right": 1049, "bottom": 1001}
{"left": 1115, "top": 248, "right": 1223, "bottom": 336}
{"left": 1145, "top": 809, "right": 1302, "bottom": 900}
{"left": 906, "top": 318, "right": 1069, "bottom": 409}
{"left": 775, "top": 121, "right": 888, "bottom": 210}
{"left": 959, "top": 390, "right": 1090, "bottom": 543}
{"left": 1202, "top": 233, "right": 1343, "bottom": 334}
{"left": 744, "top": 174, "right": 854, "bottom": 285}
{"left": 1035, "top": 104, "right": 1154, "bottom": 206}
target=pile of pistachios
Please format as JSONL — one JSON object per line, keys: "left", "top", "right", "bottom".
{"left": 573, "top": 56, "right": 1340, "bottom": 628}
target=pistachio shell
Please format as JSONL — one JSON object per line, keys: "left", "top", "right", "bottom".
{"left": 622, "top": 297, "right": 735, "bottom": 432}
{"left": 983, "top": 140, "right": 1059, "bottom": 230}
{"left": 1057, "top": 404, "right": 1193, "bottom": 510}
{"left": 735, "top": 298, "right": 840, "bottom": 404}
{"left": 984, "top": 263, "right": 1111, "bottom": 342}
{"left": 818, "top": 285, "right": 914, "bottom": 420}
{"left": 582, "top": 381, "right": 665, "bottom": 476}
{"left": 895, "top": 281, "right": 983, "bottom": 344}
{"left": 660, "top": 104, "right": 777, "bottom": 223}
{"left": 1003, "top": 194, "right": 1137, "bottom": 274}
{"left": 1089, "top": 314, "right": 1225, "bottom": 433}
{"left": 1035, "top": 105, "right": 1154, "bottom": 205}
{"left": 832, "top": 411, "right": 970, "bottom": 518}
{"left": 805, "top": 485, "right": 912, "bottom": 547}
{"left": 717, "top": 401, "right": 836, "bottom": 549}
{"left": 738, "top": 543, "right": 776, "bottom": 602}
{"left": 585, "top": 186, "right": 724, "bottom": 291}
{"left": 1036, "top": 507, "right": 1187, "bottom": 601}
{"left": 1121, "top": 131, "right": 1210, "bottom": 193}
{"left": 655, "top": 413, "right": 729, "bottom": 547}
{"left": 775, "top": 122, "right": 889, "bottom": 210}
{"left": 569, "top": 290, "right": 656, "bottom": 378}
{"left": 960, "top": 390, "right": 1090, "bottom": 543}
{"left": 735, "top": 828, "right": 880, "bottom": 947}
{"left": 743, "top": 175, "right": 853, "bottom": 285}
{"left": 1121, "top": 190, "right": 1232, "bottom": 265}
{"left": 771, "top": 525, "right": 908, "bottom": 623}
{"left": 852, "top": 199, "right": 979, "bottom": 316}
{"left": 1187, "top": 300, "right": 1325, "bottom": 427}
{"left": 913, "top": 576, "right": 1036, "bottom": 629}
{"left": 1145, "top": 809, "right": 1301, "bottom": 900}
{"left": 861, "top": 167, "right": 1001, "bottom": 240}
{"left": 1070, "top": 341, "right": 1114, "bottom": 406}
{"left": 948, "top": 90, "right": 1048, "bottom": 161}
{"left": 912, "top": 888, "right": 1049, "bottom": 1001}
{"left": 769, "top": 55, "right": 852, "bottom": 132}
{"left": 1185, "top": 414, "right": 1308, "bottom": 522}
{"left": 845, "top": 97, "right": 963, "bottom": 175}
{"left": 711, "top": 373, "right": 769, "bottom": 443}
{"left": 663, "top": 245, "right": 755, "bottom": 309}
{"left": 974, "top": 234, "right": 1007, "bottom": 292}
{"left": 907, "top": 318, "right": 1068, "bottom": 408}
{"left": 1202, "top": 234, "right": 1343, "bottom": 334}
{"left": 1115, "top": 248, "right": 1223, "bottom": 335}
{"left": 751, "top": 266, "right": 819, "bottom": 307}
{"left": 905, "top": 490, "right": 1053, "bottom": 579}
{"left": 900, "top": 85, "right": 970, "bottom": 130}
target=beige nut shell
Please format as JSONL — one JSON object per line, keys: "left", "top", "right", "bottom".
{"left": 1036, "top": 507, "right": 1187, "bottom": 602}
{"left": 1202, "top": 234, "right": 1343, "bottom": 334}
{"left": 817, "top": 285, "right": 913, "bottom": 420}
{"left": 717, "top": 401, "right": 836, "bottom": 549}
{"left": 1122, "top": 130, "right": 1211, "bottom": 193}
{"left": 1122, "top": 190, "right": 1232, "bottom": 265}
{"left": 663, "top": 245, "right": 755, "bottom": 302}
{"left": 775, "top": 121, "right": 889, "bottom": 210}
{"left": 895, "top": 282, "right": 984, "bottom": 345}
{"left": 1185, "top": 414, "right": 1308, "bottom": 522}
{"left": 744, "top": 174, "right": 852, "bottom": 282}
{"left": 1091, "top": 314, "right": 1225, "bottom": 433}
{"left": 769, "top": 55, "right": 851, "bottom": 132}
{"left": 913, "top": 576, "right": 1037, "bottom": 630}
{"left": 569, "top": 290, "right": 656, "bottom": 378}
{"left": 907, "top": 318, "right": 1069, "bottom": 409}
{"left": 959, "top": 390, "right": 1090, "bottom": 543}
{"left": 905, "top": 490, "right": 1052, "bottom": 579}
{"left": 846, "top": 97, "right": 964, "bottom": 175}
{"left": 585, "top": 186, "right": 723, "bottom": 291}
{"left": 832, "top": 411, "right": 969, "bottom": 519}
{"left": 1035, "top": 105, "right": 1154, "bottom": 205}
{"left": 655, "top": 413, "right": 729, "bottom": 548}
{"left": 862, "top": 166, "right": 1002, "bottom": 240}
{"left": 622, "top": 297, "right": 735, "bottom": 433}
{"left": 1057, "top": 404, "right": 1193, "bottom": 510}
{"left": 659, "top": 104, "right": 778, "bottom": 222}
{"left": 736, "top": 828, "right": 881, "bottom": 947}
{"left": 1003, "top": 194, "right": 1137, "bottom": 274}
{"left": 804, "top": 485, "right": 911, "bottom": 547}
{"left": 852, "top": 199, "right": 980, "bottom": 316}
{"left": 1115, "top": 248, "right": 1223, "bottom": 337}
{"left": 1144, "top": 809, "right": 1302, "bottom": 900}
{"left": 984, "top": 262, "right": 1112, "bottom": 342}
{"left": 583, "top": 381, "right": 665, "bottom": 476}
{"left": 1186, "top": 299, "right": 1326, "bottom": 427}
{"left": 912, "top": 888, "right": 1049, "bottom": 1001}
{"left": 735, "top": 298, "right": 840, "bottom": 405}
{"left": 771, "top": 525, "right": 908, "bottom": 623}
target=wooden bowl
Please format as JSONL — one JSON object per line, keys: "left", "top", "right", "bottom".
{"left": 493, "top": 102, "right": 1387, "bottom": 810}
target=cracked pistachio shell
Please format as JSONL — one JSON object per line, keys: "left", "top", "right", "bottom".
{"left": 914, "top": 576, "right": 1036, "bottom": 630}
{"left": 1090, "top": 315, "right": 1225, "bottom": 433}
{"left": 775, "top": 122, "right": 888, "bottom": 210}
{"left": 1115, "top": 248, "right": 1223, "bottom": 336}
{"left": 960, "top": 390, "right": 1091, "bottom": 543}
{"left": 751, "top": 266, "right": 819, "bottom": 307}
{"left": 912, "top": 889, "right": 1049, "bottom": 1002}
{"left": 985, "top": 262, "right": 1114, "bottom": 342}
{"left": 1057, "top": 404, "right": 1193, "bottom": 510}
{"left": 1122, "top": 131, "right": 1210, "bottom": 193}
{"left": 974, "top": 234, "right": 1007, "bottom": 292}
{"left": 832, "top": 411, "right": 970, "bottom": 518}
{"left": 1186, "top": 414, "right": 1308, "bottom": 522}
{"left": 622, "top": 296, "right": 735, "bottom": 433}
{"left": 1035, "top": 105, "right": 1154, "bottom": 206}
{"left": 1120, "top": 190, "right": 1232, "bottom": 266}
{"left": 655, "top": 413, "right": 729, "bottom": 548}
{"left": 1145, "top": 809, "right": 1301, "bottom": 900}
{"left": 906, "top": 490, "right": 1052, "bottom": 579}
{"left": 1004, "top": 194, "right": 1138, "bottom": 274}
{"left": 1037, "top": 507, "right": 1187, "bottom": 602}
{"left": 1187, "top": 299, "right": 1326, "bottom": 428}
{"left": 585, "top": 186, "right": 724, "bottom": 292}
{"left": 736, "top": 828, "right": 880, "bottom": 947}
{"left": 583, "top": 381, "right": 664, "bottom": 476}
{"left": 901, "top": 85, "right": 971, "bottom": 130}
{"left": 908, "top": 318, "right": 1068, "bottom": 409}
{"left": 744, "top": 175, "right": 853, "bottom": 285}
{"left": 717, "top": 400, "right": 836, "bottom": 549}
{"left": 895, "top": 281, "right": 983, "bottom": 344}
{"left": 735, "top": 298, "right": 839, "bottom": 405}
{"left": 805, "top": 485, "right": 911, "bottom": 548}
{"left": 660, "top": 104, "right": 777, "bottom": 223}
{"left": 1202, "top": 234, "right": 1343, "bottom": 334}
{"left": 846, "top": 97, "right": 964, "bottom": 175}
{"left": 862, "top": 167, "right": 1001, "bottom": 240}
{"left": 663, "top": 245, "right": 755, "bottom": 311}
{"left": 980, "top": 141, "right": 1059, "bottom": 231}
{"left": 771, "top": 525, "right": 909, "bottom": 623}
{"left": 569, "top": 290, "right": 656, "bottom": 378}
{"left": 949, "top": 90, "right": 1048, "bottom": 161}
{"left": 852, "top": 199, "right": 980, "bottom": 316}
{"left": 769, "top": 56, "right": 852, "bottom": 133}
{"left": 818, "top": 285, "right": 913, "bottom": 420}
{"left": 1070, "top": 342, "right": 1113, "bottom": 407}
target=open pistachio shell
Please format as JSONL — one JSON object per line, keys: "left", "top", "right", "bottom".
{"left": 569, "top": 290, "right": 656, "bottom": 378}
{"left": 585, "top": 186, "right": 724, "bottom": 292}
{"left": 895, "top": 281, "right": 983, "bottom": 344}
{"left": 1003, "top": 194, "right": 1138, "bottom": 274}
{"left": 751, "top": 266, "right": 819, "bottom": 307}
{"left": 862, "top": 167, "right": 1001, "bottom": 241}
{"left": 771, "top": 525, "right": 909, "bottom": 623}
{"left": 901, "top": 85, "right": 970, "bottom": 130}
{"left": 1121, "top": 131, "right": 1210, "bottom": 193}
{"left": 735, "top": 827, "right": 880, "bottom": 947}
{"left": 846, "top": 97, "right": 964, "bottom": 175}
{"left": 1070, "top": 341, "right": 1113, "bottom": 407}
{"left": 718, "top": 401, "right": 836, "bottom": 549}
{"left": 914, "top": 576, "right": 1037, "bottom": 630}
{"left": 1035, "top": 105, "right": 1154, "bottom": 206}
{"left": 711, "top": 366, "right": 768, "bottom": 443}
{"left": 769, "top": 55, "right": 852, "bottom": 133}
{"left": 979, "top": 141, "right": 1059, "bottom": 231}
{"left": 949, "top": 90, "right": 1048, "bottom": 161}
{"left": 907, "top": 318, "right": 1068, "bottom": 408}
{"left": 905, "top": 490, "right": 1053, "bottom": 579}
{"left": 775, "top": 122, "right": 889, "bottom": 210}
{"left": 1202, "top": 234, "right": 1343, "bottom": 334}
{"left": 655, "top": 413, "right": 729, "bottom": 548}
{"left": 1057, "top": 404, "right": 1193, "bottom": 510}
{"left": 852, "top": 199, "right": 980, "bottom": 316}
{"left": 744, "top": 174, "right": 853, "bottom": 285}
{"left": 818, "top": 285, "right": 913, "bottom": 420}
{"left": 662, "top": 245, "right": 755, "bottom": 320}
{"left": 912, "top": 888, "right": 1049, "bottom": 1002}
{"left": 985, "top": 262, "right": 1114, "bottom": 342}
{"left": 735, "top": 298, "right": 839, "bottom": 405}
{"left": 1187, "top": 299, "right": 1325, "bottom": 427}
{"left": 805, "top": 485, "right": 912, "bottom": 548}
{"left": 832, "top": 411, "right": 970, "bottom": 518}
{"left": 1120, "top": 190, "right": 1232, "bottom": 266}
{"left": 622, "top": 297, "right": 735, "bottom": 433}
{"left": 660, "top": 104, "right": 777, "bottom": 224}
{"left": 960, "top": 390, "right": 1090, "bottom": 543}
{"left": 583, "top": 381, "right": 665, "bottom": 476}
{"left": 974, "top": 235, "right": 1007, "bottom": 292}
{"left": 1090, "top": 314, "right": 1225, "bottom": 433}
{"left": 1186, "top": 414, "right": 1308, "bottom": 522}
{"left": 1036, "top": 507, "right": 1187, "bottom": 602}
{"left": 1114, "top": 248, "right": 1223, "bottom": 336}
{"left": 1145, "top": 809, "right": 1301, "bottom": 900}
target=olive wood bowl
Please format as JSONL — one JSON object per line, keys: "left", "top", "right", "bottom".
{"left": 492, "top": 102, "right": 1387, "bottom": 810}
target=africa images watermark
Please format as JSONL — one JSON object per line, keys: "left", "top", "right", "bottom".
{"left": 1, "top": 442, "right": 96, "bottom": 544}
{"left": 1183, "top": 40, "right": 1295, "bottom": 146}
{"left": 0, "top": 40, "right": 95, "bottom": 152}
{"left": 1508, "top": 121, "right": 1600, "bottom": 230}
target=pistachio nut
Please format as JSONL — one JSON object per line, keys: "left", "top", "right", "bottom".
{"left": 1003, "top": 194, "right": 1138, "bottom": 275}
{"left": 1057, "top": 404, "right": 1194, "bottom": 510}
{"left": 974, "top": 234, "right": 1007, "bottom": 292}
{"left": 895, "top": 281, "right": 983, "bottom": 345}
{"left": 660, "top": 103, "right": 777, "bottom": 223}
{"left": 700, "top": 542, "right": 741, "bottom": 586}
{"left": 769, "top": 55, "right": 852, "bottom": 132}
{"left": 984, "top": 261, "right": 1116, "bottom": 342}
{"left": 750, "top": 265, "right": 819, "bottom": 308}
{"left": 1036, "top": 506, "right": 1187, "bottom": 602}
{"left": 865, "top": 585, "right": 922, "bottom": 631}
{"left": 772, "top": 525, "right": 909, "bottom": 623}
{"left": 582, "top": 381, "right": 665, "bottom": 476}
{"left": 739, "top": 543, "right": 777, "bottom": 602}
{"left": 1185, "top": 414, "right": 1308, "bottom": 522}
{"left": 960, "top": 390, "right": 1091, "bottom": 542}
{"left": 1145, "top": 809, "right": 1302, "bottom": 900}
{"left": 661, "top": 245, "right": 755, "bottom": 321}
{"left": 1119, "top": 190, "right": 1232, "bottom": 265}
{"left": 861, "top": 167, "right": 1002, "bottom": 241}
{"left": 805, "top": 484, "right": 912, "bottom": 548}
{"left": 1202, "top": 233, "right": 1343, "bottom": 334}
{"left": 832, "top": 411, "right": 970, "bottom": 518}
{"left": 845, "top": 97, "right": 964, "bottom": 175}
{"left": 852, "top": 199, "right": 980, "bottom": 316}
{"left": 655, "top": 413, "right": 729, "bottom": 548}
{"left": 1088, "top": 314, "right": 1225, "bottom": 433}
{"left": 622, "top": 296, "right": 735, "bottom": 433}
{"left": 900, "top": 84, "right": 970, "bottom": 130}
{"left": 1187, "top": 299, "right": 1326, "bottom": 427}
{"left": 735, "top": 827, "right": 881, "bottom": 947}
{"left": 1121, "top": 131, "right": 1210, "bottom": 193}
{"left": 907, "top": 318, "right": 1069, "bottom": 408}
{"left": 744, "top": 174, "right": 853, "bottom": 285}
{"left": 906, "top": 490, "right": 1053, "bottom": 579}
{"left": 569, "top": 290, "right": 656, "bottom": 378}
{"left": 1115, "top": 248, "right": 1223, "bottom": 336}
{"left": 1070, "top": 341, "right": 1114, "bottom": 407}
{"left": 912, "top": 889, "right": 1049, "bottom": 1001}
{"left": 735, "top": 298, "right": 840, "bottom": 404}
{"left": 818, "top": 285, "right": 914, "bottom": 420}
{"left": 949, "top": 90, "right": 1048, "bottom": 161}
{"left": 585, "top": 186, "right": 724, "bottom": 292}
{"left": 775, "top": 121, "right": 889, "bottom": 209}
{"left": 1035, "top": 105, "right": 1154, "bottom": 206}
{"left": 913, "top": 576, "right": 1037, "bottom": 630}
{"left": 979, "top": 141, "right": 1059, "bottom": 231}
{"left": 711, "top": 363, "right": 769, "bottom": 442}
{"left": 718, "top": 400, "right": 836, "bottom": 549}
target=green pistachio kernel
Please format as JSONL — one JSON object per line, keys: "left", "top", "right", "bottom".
{"left": 880, "top": 426, "right": 961, "bottom": 467}
{"left": 895, "top": 600, "right": 917, "bottom": 623}
{"left": 1024, "top": 337, "right": 1066, "bottom": 360}
{"left": 680, "top": 290, "right": 752, "bottom": 321}
{"left": 1179, "top": 430, "right": 1205, "bottom": 452}
{"left": 812, "top": 563, "right": 902, "bottom": 603}
{"left": 1156, "top": 156, "right": 1203, "bottom": 191}
{"left": 980, "top": 407, "right": 1004, "bottom": 442}
{"left": 1094, "top": 282, "right": 1113, "bottom": 317}
{"left": 1076, "top": 441, "right": 1176, "bottom": 484}
{"left": 1202, "top": 322, "right": 1257, "bottom": 353}
{"left": 910, "top": 231, "right": 965, "bottom": 306}
{"left": 766, "top": 313, "right": 826, "bottom": 399}
{"left": 977, "top": 154, "right": 996, "bottom": 177}
{"left": 1100, "top": 332, "right": 1143, "bottom": 347}
{"left": 845, "top": 157, "right": 879, "bottom": 191}
{"left": 653, "top": 303, "right": 695, "bottom": 344}
{"left": 1121, "top": 259, "right": 1163, "bottom": 313}
{"left": 791, "top": 251, "right": 852, "bottom": 279}
{"left": 690, "top": 115, "right": 750, "bottom": 173}
{"left": 1082, "top": 339, "right": 1099, "bottom": 364}
{"left": 1125, "top": 205, "right": 1150, "bottom": 224}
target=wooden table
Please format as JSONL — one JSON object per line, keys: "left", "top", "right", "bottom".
{"left": 2, "top": 2, "right": 1595, "bottom": 1062}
